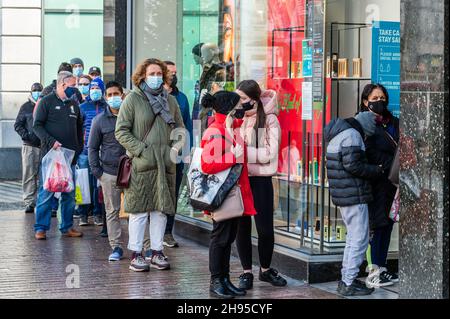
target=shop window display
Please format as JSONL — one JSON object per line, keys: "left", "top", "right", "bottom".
{"left": 174, "top": 0, "right": 400, "bottom": 255}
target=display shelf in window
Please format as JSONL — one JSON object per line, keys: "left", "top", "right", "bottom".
{"left": 270, "top": 26, "right": 305, "bottom": 79}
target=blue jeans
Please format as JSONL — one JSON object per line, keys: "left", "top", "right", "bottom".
{"left": 340, "top": 204, "right": 370, "bottom": 286}
{"left": 75, "top": 154, "right": 101, "bottom": 217}
{"left": 51, "top": 196, "right": 59, "bottom": 211}
{"left": 34, "top": 165, "right": 76, "bottom": 233}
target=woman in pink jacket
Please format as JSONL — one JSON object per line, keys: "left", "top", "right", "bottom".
{"left": 235, "top": 80, "right": 287, "bottom": 289}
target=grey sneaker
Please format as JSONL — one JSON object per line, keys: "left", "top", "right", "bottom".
{"left": 150, "top": 251, "right": 170, "bottom": 270}
{"left": 94, "top": 215, "right": 103, "bottom": 226}
{"left": 79, "top": 216, "right": 89, "bottom": 226}
{"left": 129, "top": 255, "right": 150, "bottom": 272}
{"left": 163, "top": 234, "right": 179, "bottom": 248}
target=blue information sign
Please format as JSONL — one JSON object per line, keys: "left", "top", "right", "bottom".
{"left": 371, "top": 21, "right": 401, "bottom": 118}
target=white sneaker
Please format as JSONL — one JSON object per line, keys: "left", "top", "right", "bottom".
{"left": 365, "top": 267, "right": 394, "bottom": 288}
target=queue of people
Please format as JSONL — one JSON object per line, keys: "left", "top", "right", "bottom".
{"left": 14, "top": 52, "right": 398, "bottom": 299}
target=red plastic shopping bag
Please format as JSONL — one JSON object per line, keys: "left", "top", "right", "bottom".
{"left": 42, "top": 147, "right": 75, "bottom": 193}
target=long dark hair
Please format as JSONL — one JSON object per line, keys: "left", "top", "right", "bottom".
{"left": 360, "top": 83, "right": 392, "bottom": 119}
{"left": 236, "top": 80, "right": 266, "bottom": 130}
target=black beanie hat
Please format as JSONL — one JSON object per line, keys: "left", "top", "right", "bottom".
{"left": 202, "top": 91, "right": 241, "bottom": 115}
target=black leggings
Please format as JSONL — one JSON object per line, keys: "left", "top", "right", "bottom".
{"left": 209, "top": 218, "right": 239, "bottom": 279}
{"left": 236, "top": 176, "right": 275, "bottom": 270}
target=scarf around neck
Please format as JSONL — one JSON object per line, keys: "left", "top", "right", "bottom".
{"left": 139, "top": 81, "right": 176, "bottom": 127}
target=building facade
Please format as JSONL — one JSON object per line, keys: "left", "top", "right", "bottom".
{"left": 0, "top": 0, "right": 106, "bottom": 178}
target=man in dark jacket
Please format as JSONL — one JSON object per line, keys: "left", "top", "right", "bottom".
{"left": 40, "top": 62, "right": 83, "bottom": 103}
{"left": 324, "top": 111, "right": 383, "bottom": 296}
{"left": 88, "top": 81, "right": 126, "bottom": 261}
{"left": 32, "top": 71, "right": 84, "bottom": 240}
{"left": 14, "top": 83, "right": 43, "bottom": 213}
{"left": 77, "top": 78, "right": 108, "bottom": 226}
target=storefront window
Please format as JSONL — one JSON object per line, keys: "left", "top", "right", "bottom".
{"left": 132, "top": 0, "right": 400, "bottom": 256}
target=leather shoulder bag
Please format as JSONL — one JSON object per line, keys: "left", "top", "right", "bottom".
{"left": 116, "top": 90, "right": 158, "bottom": 188}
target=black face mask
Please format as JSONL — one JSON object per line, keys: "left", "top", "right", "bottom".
{"left": 171, "top": 74, "right": 178, "bottom": 88}
{"left": 368, "top": 100, "right": 387, "bottom": 115}
{"left": 234, "top": 109, "right": 246, "bottom": 119}
{"left": 242, "top": 101, "right": 254, "bottom": 111}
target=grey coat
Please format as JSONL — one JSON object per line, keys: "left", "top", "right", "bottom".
{"left": 88, "top": 107, "right": 126, "bottom": 178}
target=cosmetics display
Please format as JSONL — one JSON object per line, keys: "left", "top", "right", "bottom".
{"left": 288, "top": 61, "right": 303, "bottom": 78}
{"left": 352, "top": 58, "right": 362, "bottom": 77}
{"left": 338, "top": 58, "right": 349, "bottom": 77}
{"left": 336, "top": 224, "right": 347, "bottom": 241}
{"left": 332, "top": 53, "right": 339, "bottom": 77}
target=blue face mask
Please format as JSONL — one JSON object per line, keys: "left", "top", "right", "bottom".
{"left": 145, "top": 76, "right": 164, "bottom": 90}
{"left": 73, "top": 67, "right": 83, "bottom": 77}
{"left": 90, "top": 89, "right": 103, "bottom": 101}
{"left": 31, "top": 91, "right": 41, "bottom": 101}
{"left": 64, "top": 87, "right": 78, "bottom": 100}
{"left": 78, "top": 85, "right": 90, "bottom": 95}
{"left": 107, "top": 96, "right": 122, "bottom": 109}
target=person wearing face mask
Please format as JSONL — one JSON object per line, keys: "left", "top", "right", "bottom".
{"left": 32, "top": 71, "right": 84, "bottom": 240}
{"left": 115, "top": 58, "right": 185, "bottom": 273}
{"left": 36, "top": 63, "right": 80, "bottom": 218}
{"left": 14, "top": 83, "right": 43, "bottom": 214}
{"left": 77, "top": 75, "right": 92, "bottom": 103}
{"left": 233, "top": 80, "right": 287, "bottom": 290}
{"left": 360, "top": 84, "right": 400, "bottom": 288}
{"left": 70, "top": 57, "right": 85, "bottom": 84}
{"left": 77, "top": 78, "right": 108, "bottom": 227}
{"left": 39, "top": 63, "right": 83, "bottom": 104}
{"left": 88, "top": 81, "right": 126, "bottom": 261}
{"left": 325, "top": 111, "right": 384, "bottom": 296}
{"left": 200, "top": 91, "right": 256, "bottom": 299}
{"left": 141, "top": 60, "right": 192, "bottom": 251}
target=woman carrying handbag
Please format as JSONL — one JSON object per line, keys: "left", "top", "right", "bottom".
{"left": 200, "top": 91, "right": 256, "bottom": 299}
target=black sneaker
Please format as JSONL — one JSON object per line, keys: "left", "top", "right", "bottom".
{"left": 79, "top": 216, "right": 89, "bottom": 226}
{"left": 99, "top": 228, "right": 108, "bottom": 237}
{"left": 222, "top": 275, "right": 246, "bottom": 296}
{"left": 259, "top": 268, "right": 287, "bottom": 287}
{"left": 337, "top": 280, "right": 375, "bottom": 296}
{"left": 238, "top": 273, "right": 254, "bottom": 290}
{"left": 380, "top": 270, "right": 399, "bottom": 283}
{"left": 25, "top": 206, "right": 34, "bottom": 214}
{"left": 209, "top": 277, "right": 234, "bottom": 299}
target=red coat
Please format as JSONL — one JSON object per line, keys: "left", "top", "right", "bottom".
{"left": 200, "top": 113, "right": 256, "bottom": 217}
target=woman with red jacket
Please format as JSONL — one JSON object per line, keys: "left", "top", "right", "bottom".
{"left": 200, "top": 90, "right": 256, "bottom": 299}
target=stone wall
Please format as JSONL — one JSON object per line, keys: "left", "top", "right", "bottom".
{"left": 399, "top": 0, "right": 449, "bottom": 299}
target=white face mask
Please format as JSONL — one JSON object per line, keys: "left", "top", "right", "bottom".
{"left": 145, "top": 76, "right": 163, "bottom": 90}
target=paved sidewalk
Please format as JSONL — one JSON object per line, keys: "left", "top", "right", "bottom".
{"left": 0, "top": 210, "right": 341, "bottom": 299}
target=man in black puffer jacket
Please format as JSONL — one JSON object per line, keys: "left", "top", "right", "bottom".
{"left": 324, "top": 111, "right": 383, "bottom": 297}
{"left": 14, "top": 83, "right": 43, "bottom": 214}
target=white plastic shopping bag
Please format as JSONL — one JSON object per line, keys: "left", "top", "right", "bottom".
{"left": 75, "top": 168, "right": 91, "bottom": 205}
{"left": 41, "top": 147, "right": 75, "bottom": 193}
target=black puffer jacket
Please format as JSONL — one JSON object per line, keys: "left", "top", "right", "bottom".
{"left": 365, "top": 115, "right": 399, "bottom": 229}
{"left": 325, "top": 118, "right": 383, "bottom": 207}
{"left": 14, "top": 97, "right": 40, "bottom": 147}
